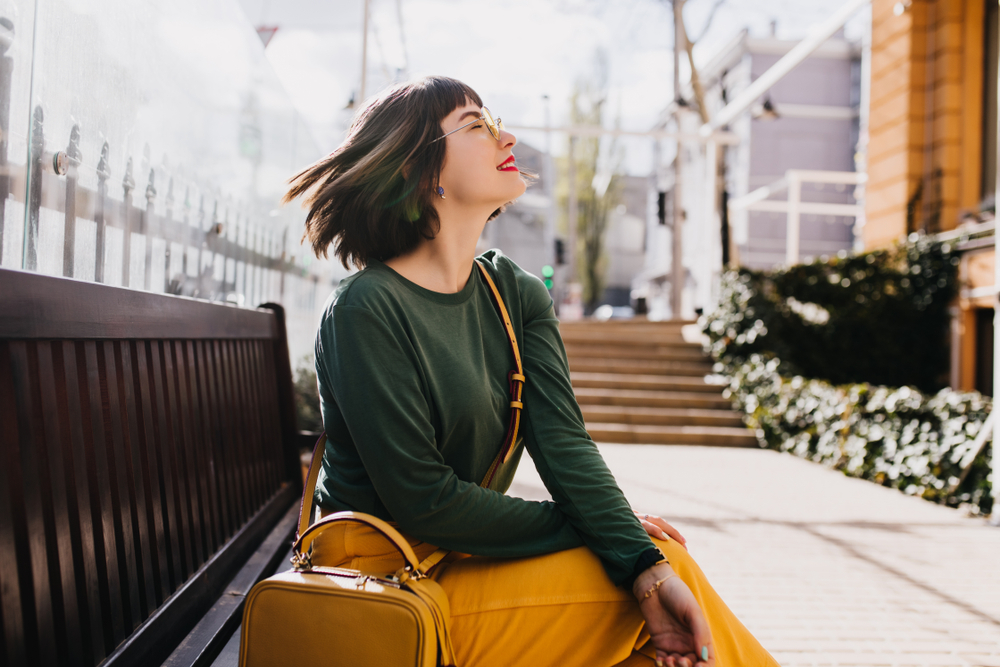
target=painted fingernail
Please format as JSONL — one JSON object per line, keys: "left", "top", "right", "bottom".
{"left": 660, "top": 530, "right": 669, "bottom": 540}
{"left": 655, "top": 660, "right": 664, "bottom": 667}
{"left": 702, "top": 646, "right": 709, "bottom": 661}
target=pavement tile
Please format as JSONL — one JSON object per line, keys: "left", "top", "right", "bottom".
{"left": 509, "top": 444, "right": 1000, "bottom": 666}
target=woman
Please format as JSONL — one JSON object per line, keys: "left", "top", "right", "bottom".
{"left": 284, "top": 76, "right": 780, "bottom": 667}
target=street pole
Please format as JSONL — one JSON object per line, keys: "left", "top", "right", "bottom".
{"left": 567, "top": 135, "right": 578, "bottom": 285}
{"left": 360, "top": 0, "right": 369, "bottom": 105}
{"left": 543, "top": 94, "right": 559, "bottom": 307}
{"left": 671, "top": 0, "right": 685, "bottom": 320}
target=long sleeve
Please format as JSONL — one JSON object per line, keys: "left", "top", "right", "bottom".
{"left": 515, "top": 272, "right": 658, "bottom": 586}
{"left": 317, "top": 303, "right": 584, "bottom": 557}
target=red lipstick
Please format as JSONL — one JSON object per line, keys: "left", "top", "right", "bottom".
{"left": 496, "top": 155, "right": 518, "bottom": 171}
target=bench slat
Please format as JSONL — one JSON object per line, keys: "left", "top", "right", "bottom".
{"left": 162, "top": 503, "right": 298, "bottom": 667}
{"left": 100, "top": 485, "right": 298, "bottom": 667}
{"left": 35, "top": 342, "right": 88, "bottom": 666}
{"left": 0, "top": 268, "right": 279, "bottom": 341}
{"left": 1, "top": 268, "right": 302, "bottom": 667}
{"left": 117, "top": 341, "right": 159, "bottom": 626}
{"left": 57, "top": 340, "right": 110, "bottom": 664}
{"left": 0, "top": 343, "right": 29, "bottom": 666}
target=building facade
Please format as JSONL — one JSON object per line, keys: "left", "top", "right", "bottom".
{"left": 636, "top": 27, "right": 863, "bottom": 320}
{"left": 716, "top": 30, "right": 862, "bottom": 269}
{"left": 864, "top": 0, "right": 997, "bottom": 394}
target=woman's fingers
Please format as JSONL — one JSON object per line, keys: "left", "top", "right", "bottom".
{"left": 684, "top": 597, "right": 715, "bottom": 667}
{"left": 656, "top": 650, "right": 700, "bottom": 667}
{"left": 635, "top": 511, "right": 688, "bottom": 550}
{"left": 639, "top": 518, "right": 669, "bottom": 541}
{"left": 649, "top": 574, "right": 714, "bottom": 667}
{"left": 650, "top": 516, "right": 687, "bottom": 548}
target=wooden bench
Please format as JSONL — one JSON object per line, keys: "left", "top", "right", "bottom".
{"left": 0, "top": 267, "right": 314, "bottom": 667}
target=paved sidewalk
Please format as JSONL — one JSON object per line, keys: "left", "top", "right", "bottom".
{"left": 509, "top": 445, "right": 1000, "bottom": 667}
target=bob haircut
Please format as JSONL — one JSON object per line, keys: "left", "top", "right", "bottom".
{"left": 284, "top": 76, "right": 530, "bottom": 270}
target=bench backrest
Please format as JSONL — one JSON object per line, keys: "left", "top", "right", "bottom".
{"left": 0, "top": 267, "right": 301, "bottom": 667}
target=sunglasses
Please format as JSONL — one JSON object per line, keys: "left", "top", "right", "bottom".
{"left": 430, "top": 107, "right": 504, "bottom": 144}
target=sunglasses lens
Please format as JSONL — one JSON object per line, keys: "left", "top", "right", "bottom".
{"left": 483, "top": 107, "right": 500, "bottom": 140}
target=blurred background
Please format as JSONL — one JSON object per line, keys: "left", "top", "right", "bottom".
{"left": 3, "top": 2, "right": 1000, "bottom": 665}
{"left": 0, "top": 0, "right": 876, "bottom": 361}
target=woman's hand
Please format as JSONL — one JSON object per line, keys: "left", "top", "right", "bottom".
{"left": 635, "top": 512, "right": 688, "bottom": 551}
{"left": 633, "top": 563, "right": 714, "bottom": 667}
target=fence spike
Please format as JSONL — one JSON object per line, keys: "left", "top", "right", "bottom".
{"left": 62, "top": 124, "right": 81, "bottom": 277}
{"left": 25, "top": 105, "right": 43, "bottom": 271}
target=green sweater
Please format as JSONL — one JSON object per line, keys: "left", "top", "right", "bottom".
{"left": 314, "top": 249, "right": 657, "bottom": 586}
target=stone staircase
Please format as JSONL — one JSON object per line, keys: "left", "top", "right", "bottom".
{"left": 559, "top": 319, "right": 756, "bottom": 447}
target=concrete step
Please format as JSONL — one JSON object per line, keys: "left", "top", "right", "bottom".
{"left": 569, "top": 358, "right": 712, "bottom": 377}
{"left": 563, "top": 343, "right": 707, "bottom": 361}
{"left": 580, "top": 404, "right": 745, "bottom": 427}
{"left": 573, "top": 387, "right": 731, "bottom": 409}
{"left": 571, "top": 372, "right": 724, "bottom": 393}
{"left": 560, "top": 319, "right": 697, "bottom": 332}
{"left": 585, "top": 422, "right": 757, "bottom": 447}
{"left": 560, "top": 331, "right": 694, "bottom": 346}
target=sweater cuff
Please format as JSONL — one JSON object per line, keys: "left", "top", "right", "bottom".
{"left": 624, "top": 546, "right": 665, "bottom": 589}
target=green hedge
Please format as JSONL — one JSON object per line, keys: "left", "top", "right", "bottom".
{"left": 294, "top": 355, "right": 323, "bottom": 436}
{"left": 706, "top": 237, "right": 959, "bottom": 392}
{"left": 703, "top": 237, "right": 992, "bottom": 514}
{"left": 719, "top": 354, "right": 993, "bottom": 514}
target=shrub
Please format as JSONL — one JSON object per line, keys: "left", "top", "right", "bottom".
{"left": 703, "top": 236, "right": 992, "bottom": 514}
{"left": 705, "top": 236, "right": 959, "bottom": 392}
{"left": 719, "top": 354, "right": 993, "bottom": 514}
{"left": 293, "top": 355, "right": 323, "bottom": 435}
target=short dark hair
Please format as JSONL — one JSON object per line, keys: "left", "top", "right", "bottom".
{"left": 284, "top": 76, "right": 520, "bottom": 270}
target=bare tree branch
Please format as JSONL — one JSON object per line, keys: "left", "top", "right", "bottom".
{"left": 692, "top": 0, "right": 726, "bottom": 44}
{"left": 676, "top": 5, "right": 711, "bottom": 124}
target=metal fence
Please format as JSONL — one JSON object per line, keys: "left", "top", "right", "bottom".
{"left": 0, "top": 0, "right": 334, "bottom": 362}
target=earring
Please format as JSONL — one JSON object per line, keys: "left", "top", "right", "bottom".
{"left": 436, "top": 186, "right": 445, "bottom": 199}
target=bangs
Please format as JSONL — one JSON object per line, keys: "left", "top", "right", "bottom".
{"left": 418, "top": 78, "right": 484, "bottom": 140}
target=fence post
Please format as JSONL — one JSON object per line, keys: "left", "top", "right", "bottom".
{"left": 279, "top": 226, "right": 287, "bottom": 301}
{"left": 180, "top": 186, "right": 191, "bottom": 284}
{"left": 195, "top": 194, "right": 205, "bottom": 295}
{"left": 62, "top": 124, "right": 81, "bottom": 277}
{"left": 786, "top": 170, "right": 801, "bottom": 265}
{"left": 143, "top": 168, "right": 156, "bottom": 290}
{"left": 25, "top": 105, "right": 43, "bottom": 271}
{"left": 0, "top": 25, "right": 13, "bottom": 263}
{"left": 94, "top": 142, "right": 110, "bottom": 283}
{"left": 251, "top": 222, "right": 261, "bottom": 306}
{"left": 209, "top": 199, "right": 219, "bottom": 298}
{"left": 121, "top": 157, "right": 135, "bottom": 286}
{"left": 164, "top": 175, "right": 173, "bottom": 292}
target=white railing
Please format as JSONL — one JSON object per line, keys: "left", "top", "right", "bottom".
{"left": 728, "top": 169, "right": 867, "bottom": 264}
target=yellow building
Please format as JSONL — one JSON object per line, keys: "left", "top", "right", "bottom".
{"left": 866, "top": 0, "right": 997, "bottom": 392}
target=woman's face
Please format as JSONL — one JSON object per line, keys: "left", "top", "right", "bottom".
{"left": 436, "top": 101, "right": 526, "bottom": 210}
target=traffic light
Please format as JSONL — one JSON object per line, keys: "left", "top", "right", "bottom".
{"left": 541, "top": 264, "right": 554, "bottom": 290}
{"left": 554, "top": 238, "right": 565, "bottom": 265}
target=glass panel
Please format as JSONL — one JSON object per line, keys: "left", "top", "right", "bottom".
{"left": 0, "top": 0, "right": 35, "bottom": 269}
{"left": 1, "top": 0, "right": 336, "bottom": 359}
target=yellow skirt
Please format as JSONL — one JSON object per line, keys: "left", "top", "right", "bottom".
{"left": 312, "top": 521, "right": 780, "bottom": 667}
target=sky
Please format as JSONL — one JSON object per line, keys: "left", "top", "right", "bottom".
{"left": 236, "top": 0, "right": 868, "bottom": 175}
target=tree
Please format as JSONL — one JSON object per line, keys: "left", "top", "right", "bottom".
{"left": 558, "top": 53, "right": 624, "bottom": 312}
